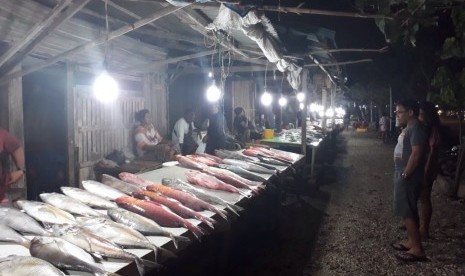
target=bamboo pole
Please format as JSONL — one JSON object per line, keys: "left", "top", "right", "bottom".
{"left": 308, "top": 46, "right": 389, "bottom": 55}
{"left": 0, "top": 5, "right": 184, "bottom": 84}
{"left": 304, "top": 59, "right": 373, "bottom": 67}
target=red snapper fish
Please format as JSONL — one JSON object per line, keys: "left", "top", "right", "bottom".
{"left": 196, "top": 152, "right": 223, "bottom": 163}
{"left": 133, "top": 190, "right": 216, "bottom": 230}
{"left": 186, "top": 155, "right": 219, "bottom": 166}
{"left": 185, "top": 171, "right": 250, "bottom": 197}
{"left": 115, "top": 196, "right": 205, "bottom": 240}
{"left": 119, "top": 172, "right": 228, "bottom": 220}
{"left": 249, "top": 146, "right": 295, "bottom": 162}
{"left": 202, "top": 167, "right": 261, "bottom": 194}
{"left": 176, "top": 155, "right": 207, "bottom": 170}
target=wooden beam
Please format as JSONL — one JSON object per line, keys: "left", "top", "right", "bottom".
{"left": 0, "top": 0, "right": 72, "bottom": 69}
{"left": 308, "top": 46, "right": 389, "bottom": 55}
{"left": 304, "top": 59, "right": 373, "bottom": 67}
{"left": 0, "top": 0, "right": 92, "bottom": 76}
{"left": 127, "top": 50, "right": 216, "bottom": 71}
{"left": 0, "top": 5, "right": 184, "bottom": 84}
{"left": 173, "top": 7, "right": 250, "bottom": 58}
{"left": 178, "top": 65, "right": 270, "bottom": 74}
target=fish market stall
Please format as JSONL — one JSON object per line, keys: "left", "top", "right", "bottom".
{"left": 0, "top": 148, "right": 302, "bottom": 276}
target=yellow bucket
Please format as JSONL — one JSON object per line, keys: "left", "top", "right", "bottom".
{"left": 263, "top": 129, "right": 274, "bottom": 139}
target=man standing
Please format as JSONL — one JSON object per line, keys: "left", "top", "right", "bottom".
{"left": 0, "top": 128, "right": 25, "bottom": 204}
{"left": 391, "top": 99, "right": 427, "bottom": 262}
{"left": 172, "top": 109, "right": 198, "bottom": 155}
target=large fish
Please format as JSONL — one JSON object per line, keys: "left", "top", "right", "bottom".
{"left": 50, "top": 224, "right": 157, "bottom": 276}
{"left": 161, "top": 178, "right": 242, "bottom": 216}
{"left": 40, "top": 193, "right": 102, "bottom": 217}
{"left": 249, "top": 146, "right": 295, "bottom": 162}
{"left": 186, "top": 155, "right": 219, "bottom": 166}
{"left": 133, "top": 190, "right": 215, "bottom": 230}
{"left": 30, "top": 236, "right": 112, "bottom": 276}
{"left": 202, "top": 166, "right": 262, "bottom": 192}
{"left": 0, "top": 255, "right": 65, "bottom": 276}
{"left": 61, "top": 187, "right": 117, "bottom": 209}
{"left": 217, "top": 164, "right": 268, "bottom": 182}
{"left": 16, "top": 200, "right": 76, "bottom": 225}
{"left": 185, "top": 171, "right": 250, "bottom": 197}
{"left": 107, "top": 208, "right": 190, "bottom": 249}
{"left": 0, "top": 206, "right": 50, "bottom": 236}
{"left": 76, "top": 216, "right": 175, "bottom": 260}
{"left": 101, "top": 174, "right": 141, "bottom": 195}
{"left": 214, "top": 149, "right": 254, "bottom": 161}
{"left": 175, "top": 155, "right": 207, "bottom": 170}
{"left": 256, "top": 155, "right": 290, "bottom": 166}
{"left": 222, "top": 158, "right": 277, "bottom": 175}
{"left": 121, "top": 172, "right": 228, "bottom": 220}
{"left": 82, "top": 180, "right": 126, "bottom": 201}
{"left": 115, "top": 196, "right": 205, "bottom": 240}
{"left": 0, "top": 224, "right": 30, "bottom": 248}
{"left": 195, "top": 152, "right": 223, "bottom": 163}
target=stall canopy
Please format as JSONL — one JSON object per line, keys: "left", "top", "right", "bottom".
{"left": 0, "top": 0, "right": 350, "bottom": 89}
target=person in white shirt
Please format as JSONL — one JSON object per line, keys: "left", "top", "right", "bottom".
{"left": 172, "top": 109, "right": 198, "bottom": 155}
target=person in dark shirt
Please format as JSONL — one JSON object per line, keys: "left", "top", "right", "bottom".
{"left": 205, "top": 104, "right": 233, "bottom": 154}
{"left": 0, "top": 128, "right": 25, "bottom": 204}
{"left": 233, "top": 107, "right": 249, "bottom": 145}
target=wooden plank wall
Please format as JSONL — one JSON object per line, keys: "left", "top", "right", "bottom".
{"left": 231, "top": 79, "right": 256, "bottom": 131}
{"left": 74, "top": 82, "right": 145, "bottom": 183}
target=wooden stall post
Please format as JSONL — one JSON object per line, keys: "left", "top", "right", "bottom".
{"left": 66, "top": 62, "right": 77, "bottom": 187}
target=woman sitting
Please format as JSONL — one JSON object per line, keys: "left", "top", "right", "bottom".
{"left": 134, "top": 109, "right": 177, "bottom": 162}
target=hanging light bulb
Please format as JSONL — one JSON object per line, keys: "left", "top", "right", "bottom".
{"left": 278, "top": 95, "right": 287, "bottom": 107}
{"left": 206, "top": 83, "right": 221, "bottom": 102}
{"left": 296, "top": 92, "right": 305, "bottom": 102}
{"left": 93, "top": 70, "right": 119, "bottom": 103}
{"left": 299, "top": 103, "right": 304, "bottom": 110}
{"left": 261, "top": 91, "right": 273, "bottom": 106}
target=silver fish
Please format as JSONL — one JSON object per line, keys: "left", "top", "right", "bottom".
{"left": 101, "top": 174, "right": 141, "bottom": 195}
{"left": 107, "top": 208, "right": 190, "bottom": 249}
{"left": 50, "top": 224, "right": 157, "bottom": 276}
{"left": 161, "top": 178, "right": 242, "bottom": 216}
{"left": 214, "top": 149, "right": 254, "bottom": 161}
{"left": 222, "top": 158, "right": 277, "bottom": 174}
{"left": 82, "top": 180, "right": 126, "bottom": 201}
{"left": 40, "top": 193, "right": 103, "bottom": 217}
{"left": 61, "top": 186, "right": 117, "bottom": 209}
{"left": 0, "top": 224, "right": 30, "bottom": 248}
{"left": 29, "top": 236, "right": 109, "bottom": 276}
{"left": 76, "top": 217, "right": 175, "bottom": 260}
{"left": 0, "top": 207, "right": 50, "bottom": 236}
{"left": 0, "top": 255, "right": 65, "bottom": 276}
{"left": 217, "top": 164, "right": 268, "bottom": 182}
{"left": 16, "top": 200, "right": 76, "bottom": 225}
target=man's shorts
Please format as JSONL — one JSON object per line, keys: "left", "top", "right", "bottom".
{"left": 393, "top": 170, "right": 422, "bottom": 222}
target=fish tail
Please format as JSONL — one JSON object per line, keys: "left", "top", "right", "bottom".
{"left": 227, "top": 204, "right": 243, "bottom": 216}
{"left": 184, "top": 221, "right": 206, "bottom": 241}
{"left": 156, "top": 246, "right": 177, "bottom": 259}
{"left": 172, "top": 234, "right": 190, "bottom": 249}
{"left": 134, "top": 257, "right": 162, "bottom": 276}
{"left": 210, "top": 206, "right": 229, "bottom": 220}
{"left": 197, "top": 215, "right": 215, "bottom": 230}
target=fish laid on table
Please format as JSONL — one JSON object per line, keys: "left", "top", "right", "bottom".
{"left": 101, "top": 174, "right": 141, "bottom": 195}
{"left": 175, "top": 155, "right": 207, "bottom": 170}
{"left": 0, "top": 255, "right": 65, "bottom": 276}
{"left": 214, "top": 149, "right": 254, "bottom": 162}
{"left": 0, "top": 206, "right": 50, "bottom": 236}
{"left": 195, "top": 152, "right": 223, "bottom": 163}
{"left": 30, "top": 236, "right": 113, "bottom": 276}
{"left": 256, "top": 154, "right": 290, "bottom": 166}
{"left": 222, "top": 158, "right": 277, "bottom": 175}
{"left": 249, "top": 146, "right": 295, "bottom": 162}
{"left": 115, "top": 196, "right": 206, "bottom": 240}
{"left": 185, "top": 171, "right": 250, "bottom": 197}
{"left": 61, "top": 187, "right": 117, "bottom": 209}
{"left": 133, "top": 190, "right": 215, "bottom": 230}
{"left": 82, "top": 180, "right": 126, "bottom": 201}
{"left": 50, "top": 224, "right": 158, "bottom": 276}
{"left": 217, "top": 164, "right": 268, "bottom": 182}
{"left": 107, "top": 208, "right": 190, "bottom": 249}
{"left": 40, "top": 193, "right": 102, "bottom": 217}
{"left": 16, "top": 200, "right": 76, "bottom": 225}
{"left": 242, "top": 148, "right": 293, "bottom": 164}
{"left": 121, "top": 172, "right": 228, "bottom": 220}
{"left": 161, "top": 178, "right": 242, "bottom": 216}
{"left": 76, "top": 216, "right": 175, "bottom": 260}
{"left": 186, "top": 155, "right": 219, "bottom": 166}
{"left": 0, "top": 224, "right": 31, "bottom": 248}
{"left": 203, "top": 166, "right": 262, "bottom": 193}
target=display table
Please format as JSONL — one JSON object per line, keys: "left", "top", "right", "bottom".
{"left": 0, "top": 149, "right": 303, "bottom": 275}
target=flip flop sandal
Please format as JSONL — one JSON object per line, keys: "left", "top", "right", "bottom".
{"left": 395, "top": 252, "right": 427, "bottom": 262}
{"left": 391, "top": 242, "right": 409, "bottom": 251}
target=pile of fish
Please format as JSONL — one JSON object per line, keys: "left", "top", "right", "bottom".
{"left": 0, "top": 146, "right": 296, "bottom": 276}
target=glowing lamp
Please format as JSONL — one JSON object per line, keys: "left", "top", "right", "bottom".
{"left": 261, "top": 91, "right": 273, "bottom": 106}
{"left": 206, "top": 84, "right": 221, "bottom": 102}
{"left": 93, "top": 71, "right": 119, "bottom": 103}
{"left": 296, "top": 92, "right": 305, "bottom": 102}
{"left": 278, "top": 96, "right": 287, "bottom": 107}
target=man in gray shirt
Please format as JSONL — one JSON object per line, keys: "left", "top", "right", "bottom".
{"left": 391, "top": 99, "right": 427, "bottom": 262}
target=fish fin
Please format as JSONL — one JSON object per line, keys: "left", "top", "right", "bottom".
{"left": 169, "top": 233, "right": 179, "bottom": 249}
{"left": 91, "top": 252, "right": 105, "bottom": 262}
{"left": 172, "top": 235, "right": 191, "bottom": 249}
{"left": 226, "top": 204, "right": 241, "bottom": 217}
